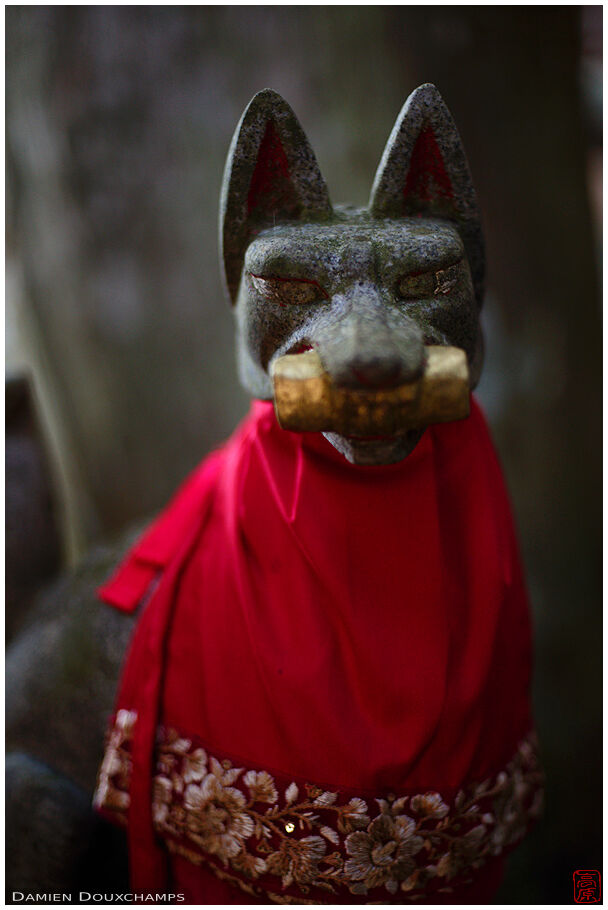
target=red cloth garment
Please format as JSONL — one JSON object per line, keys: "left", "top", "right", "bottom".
{"left": 94, "top": 399, "right": 542, "bottom": 903}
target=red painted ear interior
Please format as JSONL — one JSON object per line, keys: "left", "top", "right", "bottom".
{"left": 403, "top": 126, "right": 453, "bottom": 210}
{"left": 247, "top": 121, "right": 301, "bottom": 219}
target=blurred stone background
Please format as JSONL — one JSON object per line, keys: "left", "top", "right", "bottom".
{"left": 6, "top": 6, "right": 601, "bottom": 903}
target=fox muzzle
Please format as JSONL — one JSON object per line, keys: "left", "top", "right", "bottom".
{"left": 271, "top": 346, "right": 470, "bottom": 436}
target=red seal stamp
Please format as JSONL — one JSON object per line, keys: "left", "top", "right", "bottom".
{"left": 574, "top": 870, "right": 601, "bottom": 903}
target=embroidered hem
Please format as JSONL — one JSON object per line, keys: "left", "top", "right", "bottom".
{"left": 94, "top": 712, "right": 543, "bottom": 902}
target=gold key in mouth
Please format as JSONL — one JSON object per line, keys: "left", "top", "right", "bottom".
{"left": 271, "top": 346, "right": 470, "bottom": 436}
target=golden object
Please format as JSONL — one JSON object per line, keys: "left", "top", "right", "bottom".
{"left": 271, "top": 346, "right": 470, "bottom": 435}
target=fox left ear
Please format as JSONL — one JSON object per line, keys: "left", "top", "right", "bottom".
{"left": 220, "top": 89, "right": 332, "bottom": 304}
{"left": 369, "top": 84, "right": 485, "bottom": 306}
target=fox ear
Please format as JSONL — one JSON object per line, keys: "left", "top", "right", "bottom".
{"left": 220, "top": 89, "right": 332, "bottom": 303}
{"left": 369, "top": 84, "right": 484, "bottom": 305}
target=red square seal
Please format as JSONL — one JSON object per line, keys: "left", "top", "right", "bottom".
{"left": 574, "top": 870, "right": 601, "bottom": 903}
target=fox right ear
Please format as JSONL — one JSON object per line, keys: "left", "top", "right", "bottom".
{"left": 369, "top": 84, "right": 485, "bottom": 306}
{"left": 220, "top": 89, "right": 332, "bottom": 304}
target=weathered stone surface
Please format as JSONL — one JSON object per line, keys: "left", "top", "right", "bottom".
{"left": 6, "top": 528, "right": 141, "bottom": 793}
{"left": 6, "top": 752, "right": 128, "bottom": 898}
{"left": 5, "top": 528, "right": 140, "bottom": 894}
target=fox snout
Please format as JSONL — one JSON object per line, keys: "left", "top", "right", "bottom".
{"left": 311, "top": 284, "right": 425, "bottom": 390}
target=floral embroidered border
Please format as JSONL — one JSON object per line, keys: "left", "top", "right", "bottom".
{"left": 94, "top": 711, "right": 543, "bottom": 902}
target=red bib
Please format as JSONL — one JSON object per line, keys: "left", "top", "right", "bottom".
{"left": 94, "top": 399, "right": 542, "bottom": 903}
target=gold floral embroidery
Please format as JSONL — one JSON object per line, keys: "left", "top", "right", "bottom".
{"left": 94, "top": 719, "right": 543, "bottom": 901}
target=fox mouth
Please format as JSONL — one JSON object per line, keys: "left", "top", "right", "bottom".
{"left": 288, "top": 342, "right": 313, "bottom": 355}
{"left": 324, "top": 427, "right": 426, "bottom": 466}
{"left": 278, "top": 351, "right": 409, "bottom": 441}
{"left": 270, "top": 346, "right": 470, "bottom": 437}
{"left": 344, "top": 433, "right": 398, "bottom": 441}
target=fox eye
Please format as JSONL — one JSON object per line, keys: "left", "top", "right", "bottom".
{"left": 397, "top": 262, "right": 463, "bottom": 300}
{"left": 397, "top": 271, "right": 436, "bottom": 300}
{"left": 249, "top": 274, "right": 328, "bottom": 306}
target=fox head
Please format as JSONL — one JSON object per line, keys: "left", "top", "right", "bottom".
{"left": 220, "top": 84, "right": 484, "bottom": 465}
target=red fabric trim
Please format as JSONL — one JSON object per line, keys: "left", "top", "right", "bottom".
{"left": 96, "top": 713, "right": 541, "bottom": 904}
{"left": 98, "top": 562, "right": 159, "bottom": 614}
{"left": 172, "top": 851, "right": 506, "bottom": 905}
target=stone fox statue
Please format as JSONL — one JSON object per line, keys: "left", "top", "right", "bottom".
{"left": 92, "top": 84, "right": 542, "bottom": 904}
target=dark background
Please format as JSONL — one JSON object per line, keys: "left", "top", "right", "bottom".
{"left": 6, "top": 6, "right": 602, "bottom": 903}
